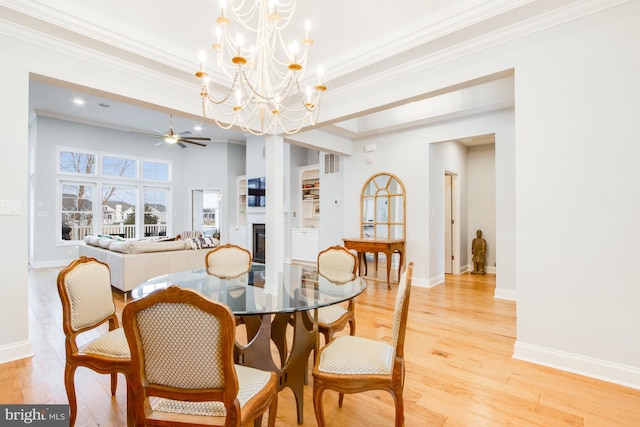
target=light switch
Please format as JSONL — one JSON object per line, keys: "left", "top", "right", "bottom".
{"left": 0, "top": 200, "right": 21, "bottom": 215}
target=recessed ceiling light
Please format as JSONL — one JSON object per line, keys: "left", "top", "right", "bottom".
{"left": 98, "top": 103, "right": 110, "bottom": 108}
{"left": 73, "top": 99, "right": 85, "bottom": 105}
{"left": 194, "top": 125, "right": 202, "bottom": 131}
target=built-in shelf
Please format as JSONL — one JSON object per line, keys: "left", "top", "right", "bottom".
{"left": 237, "top": 175, "right": 247, "bottom": 226}
{"left": 300, "top": 165, "right": 320, "bottom": 226}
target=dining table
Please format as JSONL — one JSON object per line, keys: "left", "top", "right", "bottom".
{"left": 131, "top": 262, "right": 367, "bottom": 424}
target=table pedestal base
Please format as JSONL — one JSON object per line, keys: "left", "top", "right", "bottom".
{"left": 236, "top": 311, "right": 317, "bottom": 425}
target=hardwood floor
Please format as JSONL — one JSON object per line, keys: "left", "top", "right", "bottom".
{"left": 2, "top": 264, "right": 639, "bottom": 426}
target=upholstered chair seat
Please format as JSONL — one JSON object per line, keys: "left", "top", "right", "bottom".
{"left": 77, "top": 327, "right": 130, "bottom": 359}
{"left": 316, "top": 335, "right": 394, "bottom": 376}
{"left": 150, "top": 365, "right": 272, "bottom": 418}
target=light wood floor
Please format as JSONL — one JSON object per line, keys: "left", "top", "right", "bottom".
{"left": 2, "top": 264, "right": 639, "bottom": 426}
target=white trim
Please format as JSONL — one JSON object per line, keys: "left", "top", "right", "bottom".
{"left": 514, "top": 341, "right": 640, "bottom": 391}
{"left": 494, "top": 288, "right": 516, "bottom": 301}
{"left": 0, "top": 340, "right": 33, "bottom": 365}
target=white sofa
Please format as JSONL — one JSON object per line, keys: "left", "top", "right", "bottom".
{"left": 79, "top": 235, "right": 219, "bottom": 293}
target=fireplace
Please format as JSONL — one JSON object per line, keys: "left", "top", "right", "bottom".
{"left": 252, "top": 223, "right": 266, "bottom": 263}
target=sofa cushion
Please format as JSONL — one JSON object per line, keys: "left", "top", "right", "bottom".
{"left": 130, "top": 239, "right": 187, "bottom": 254}
{"left": 98, "top": 238, "right": 114, "bottom": 249}
{"left": 109, "top": 241, "right": 133, "bottom": 254}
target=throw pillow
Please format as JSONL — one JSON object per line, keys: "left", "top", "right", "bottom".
{"left": 189, "top": 237, "right": 219, "bottom": 250}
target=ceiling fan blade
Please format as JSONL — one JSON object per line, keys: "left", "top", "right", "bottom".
{"left": 177, "top": 136, "right": 211, "bottom": 141}
{"left": 128, "top": 130, "right": 164, "bottom": 137}
{"left": 182, "top": 139, "right": 207, "bottom": 147}
{"left": 178, "top": 131, "right": 192, "bottom": 136}
{"left": 155, "top": 141, "right": 164, "bottom": 146}
{"left": 177, "top": 141, "right": 187, "bottom": 148}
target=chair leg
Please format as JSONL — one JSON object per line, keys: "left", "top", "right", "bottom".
{"left": 349, "top": 318, "right": 356, "bottom": 336}
{"left": 253, "top": 414, "right": 263, "bottom": 427}
{"left": 313, "top": 383, "right": 327, "bottom": 427}
{"left": 267, "top": 392, "right": 278, "bottom": 427}
{"left": 392, "top": 389, "right": 404, "bottom": 427}
{"left": 110, "top": 372, "right": 118, "bottom": 396}
{"left": 64, "top": 364, "right": 78, "bottom": 427}
{"left": 338, "top": 392, "right": 345, "bottom": 407}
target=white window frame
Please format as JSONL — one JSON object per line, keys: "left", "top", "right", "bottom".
{"left": 56, "top": 147, "right": 172, "bottom": 243}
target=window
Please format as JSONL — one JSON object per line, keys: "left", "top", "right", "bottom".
{"left": 61, "top": 182, "right": 95, "bottom": 241}
{"left": 102, "top": 156, "right": 137, "bottom": 178}
{"left": 144, "top": 188, "right": 169, "bottom": 237}
{"left": 143, "top": 161, "right": 170, "bottom": 181}
{"left": 102, "top": 185, "right": 138, "bottom": 238}
{"left": 59, "top": 151, "right": 96, "bottom": 175}
{"left": 57, "top": 148, "right": 172, "bottom": 242}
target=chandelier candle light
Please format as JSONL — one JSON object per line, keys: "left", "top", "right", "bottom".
{"left": 195, "top": 0, "right": 326, "bottom": 136}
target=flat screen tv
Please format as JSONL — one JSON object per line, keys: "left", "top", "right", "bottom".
{"left": 247, "top": 177, "right": 266, "bottom": 207}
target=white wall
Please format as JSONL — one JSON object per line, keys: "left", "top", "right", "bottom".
{"left": 467, "top": 144, "right": 496, "bottom": 272}
{"left": 511, "top": 3, "right": 640, "bottom": 386}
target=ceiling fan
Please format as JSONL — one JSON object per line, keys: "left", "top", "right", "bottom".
{"left": 132, "top": 114, "right": 211, "bottom": 148}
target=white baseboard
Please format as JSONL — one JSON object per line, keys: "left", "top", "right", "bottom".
{"left": 428, "top": 274, "right": 445, "bottom": 288}
{"left": 30, "top": 259, "right": 72, "bottom": 269}
{"left": 494, "top": 288, "right": 516, "bottom": 301}
{"left": 514, "top": 341, "right": 640, "bottom": 390}
{"left": 0, "top": 340, "right": 33, "bottom": 365}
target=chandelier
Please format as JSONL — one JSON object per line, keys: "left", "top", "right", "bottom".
{"left": 195, "top": 0, "right": 326, "bottom": 136}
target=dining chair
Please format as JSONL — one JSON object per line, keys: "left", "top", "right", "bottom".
{"left": 56, "top": 256, "right": 131, "bottom": 427}
{"left": 122, "top": 285, "right": 278, "bottom": 427}
{"left": 316, "top": 245, "right": 358, "bottom": 345}
{"left": 205, "top": 243, "right": 253, "bottom": 278}
{"left": 312, "top": 262, "right": 414, "bottom": 427}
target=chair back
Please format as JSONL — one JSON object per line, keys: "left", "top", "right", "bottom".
{"left": 392, "top": 262, "right": 413, "bottom": 358}
{"left": 317, "top": 245, "right": 357, "bottom": 283}
{"left": 205, "top": 243, "right": 252, "bottom": 278}
{"left": 123, "top": 285, "right": 240, "bottom": 421}
{"left": 57, "top": 256, "right": 116, "bottom": 335}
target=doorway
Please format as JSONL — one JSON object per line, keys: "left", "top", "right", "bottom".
{"left": 191, "top": 189, "right": 221, "bottom": 239}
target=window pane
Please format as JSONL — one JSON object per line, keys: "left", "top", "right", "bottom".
{"left": 144, "top": 188, "right": 168, "bottom": 237}
{"left": 143, "top": 161, "right": 170, "bottom": 181}
{"left": 59, "top": 151, "right": 95, "bottom": 174}
{"left": 102, "top": 156, "right": 137, "bottom": 178}
{"left": 102, "top": 186, "right": 137, "bottom": 239}
{"left": 61, "top": 183, "right": 94, "bottom": 241}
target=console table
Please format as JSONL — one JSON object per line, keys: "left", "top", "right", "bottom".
{"left": 342, "top": 237, "right": 405, "bottom": 289}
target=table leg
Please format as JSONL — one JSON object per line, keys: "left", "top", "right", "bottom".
{"left": 281, "top": 311, "right": 316, "bottom": 424}
{"left": 397, "top": 250, "right": 404, "bottom": 284}
{"left": 385, "top": 250, "right": 392, "bottom": 289}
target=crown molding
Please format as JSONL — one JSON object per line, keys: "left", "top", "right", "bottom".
{"left": 321, "top": 0, "right": 629, "bottom": 115}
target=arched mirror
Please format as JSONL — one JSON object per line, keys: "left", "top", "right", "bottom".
{"left": 361, "top": 172, "right": 405, "bottom": 240}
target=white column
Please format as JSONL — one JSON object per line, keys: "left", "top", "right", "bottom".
{"left": 265, "top": 135, "right": 285, "bottom": 289}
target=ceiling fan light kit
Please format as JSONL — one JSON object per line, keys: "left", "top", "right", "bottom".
{"left": 195, "top": 0, "right": 326, "bottom": 136}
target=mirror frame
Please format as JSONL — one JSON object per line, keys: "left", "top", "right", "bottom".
{"left": 360, "top": 172, "right": 406, "bottom": 240}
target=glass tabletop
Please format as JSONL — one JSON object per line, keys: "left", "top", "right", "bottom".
{"left": 131, "top": 263, "right": 367, "bottom": 315}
